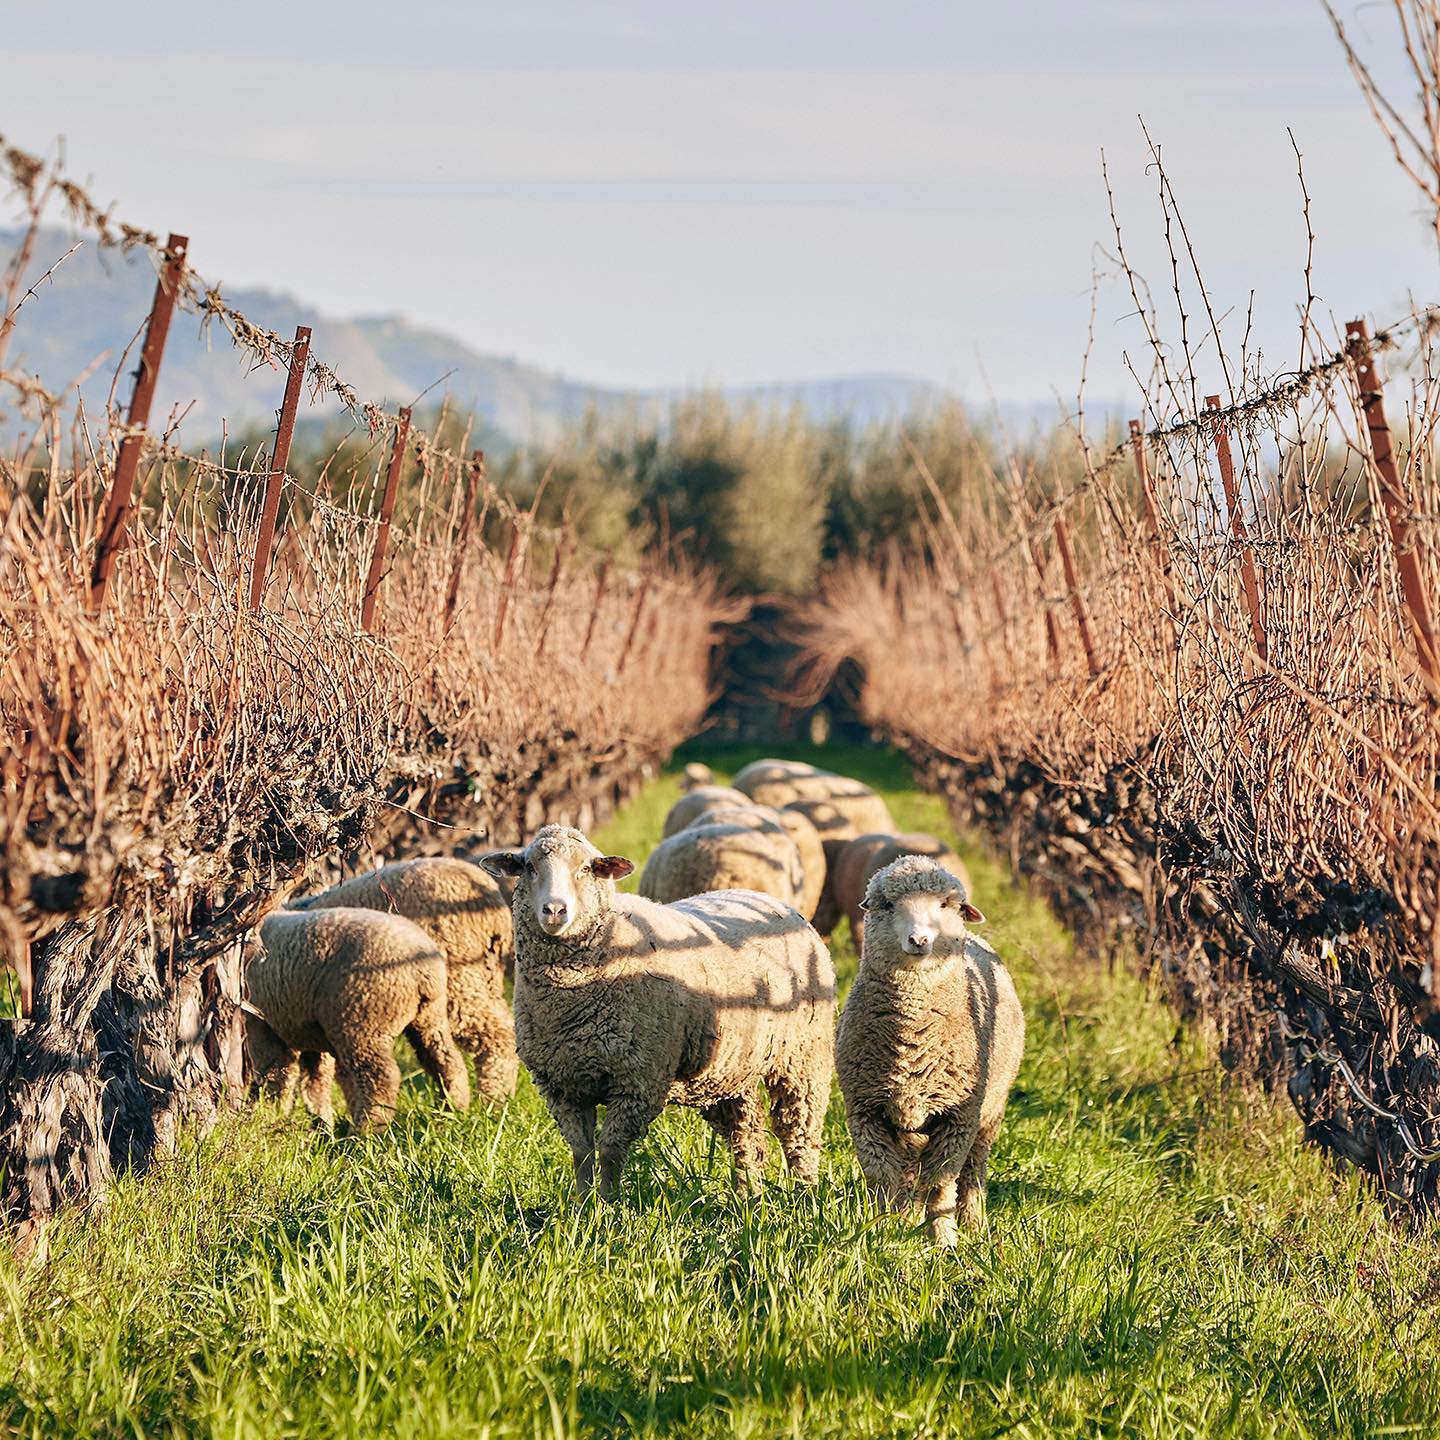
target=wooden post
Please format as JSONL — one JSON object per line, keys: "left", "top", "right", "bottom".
{"left": 535, "top": 525, "right": 572, "bottom": 655}
{"left": 89, "top": 233, "right": 189, "bottom": 611}
{"left": 1346, "top": 319, "right": 1440, "bottom": 685}
{"left": 1053, "top": 513, "right": 1098, "bottom": 676}
{"left": 442, "top": 449, "right": 484, "bottom": 633}
{"left": 493, "top": 513, "right": 524, "bottom": 648}
{"left": 249, "top": 324, "right": 311, "bottom": 610}
{"left": 1129, "top": 419, "right": 1178, "bottom": 612}
{"left": 1026, "top": 533, "right": 1063, "bottom": 663}
{"left": 617, "top": 570, "right": 655, "bottom": 675}
{"left": 360, "top": 407, "right": 411, "bottom": 631}
{"left": 582, "top": 555, "right": 613, "bottom": 657}
{"left": 1205, "top": 395, "right": 1267, "bottom": 661}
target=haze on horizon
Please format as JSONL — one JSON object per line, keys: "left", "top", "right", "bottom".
{"left": 2, "top": 0, "right": 1434, "bottom": 412}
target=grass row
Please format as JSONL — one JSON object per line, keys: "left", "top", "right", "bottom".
{"left": 1, "top": 742, "right": 1436, "bottom": 1437}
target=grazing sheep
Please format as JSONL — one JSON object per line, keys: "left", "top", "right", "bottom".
{"left": 731, "top": 758, "right": 825, "bottom": 796}
{"left": 836, "top": 856, "right": 1023, "bottom": 1246}
{"left": 681, "top": 762, "right": 716, "bottom": 791}
{"left": 289, "top": 858, "right": 517, "bottom": 1102}
{"left": 670, "top": 801, "right": 826, "bottom": 924}
{"left": 482, "top": 825, "right": 835, "bottom": 1199}
{"left": 781, "top": 797, "right": 879, "bottom": 937}
{"left": 246, "top": 907, "right": 471, "bottom": 1132}
{"left": 830, "top": 833, "right": 971, "bottom": 946}
{"left": 661, "top": 784, "right": 753, "bottom": 839}
{"left": 640, "top": 811, "right": 805, "bottom": 910}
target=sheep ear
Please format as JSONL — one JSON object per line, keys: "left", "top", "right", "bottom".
{"left": 592, "top": 855, "right": 634, "bottom": 881}
{"left": 962, "top": 901, "right": 985, "bottom": 924}
{"left": 480, "top": 849, "right": 526, "bottom": 880}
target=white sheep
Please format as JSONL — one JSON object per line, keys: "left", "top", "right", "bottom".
{"left": 836, "top": 856, "right": 1024, "bottom": 1246}
{"left": 661, "top": 784, "right": 754, "bottom": 838}
{"left": 640, "top": 810, "right": 806, "bottom": 910}
{"left": 482, "top": 825, "right": 835, "bottom": 1200}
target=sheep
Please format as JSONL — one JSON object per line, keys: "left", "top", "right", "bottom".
{"left": 731, "top": 758, "right": 824, "bottom": 795}
{"left": 780, "top": 796, "right": 891, "bottom": 937}
{"left": 681, "top": 762, "right": 716, "bottom": 790}
{"left": 830, "top": 832, "right": 972, "bottom": 947}
{"left": 288, "top": 857, "right": 517, "bottom": 1102}
{"left": 661, "top": 784, "right": 753, "bottom": 839}
{"left": 246, "top": 907, "right": 472, "bottom": 1132}
{"left": 745, "top": 771, "right": 895, "bottom": 835}
{"left": 482, "top": 825, "right": 835, "bottom": 1200}
{"left": 668, "top": 800, "right": 826, "bottom": 923}
{"left": 640, "top": 810, "right": 805, "bottom": 911}
{"left": 836, "top": 856, "right": 1023, "bottom": 1246}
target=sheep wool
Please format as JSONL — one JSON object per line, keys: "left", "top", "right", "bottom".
{"left": 836, "top": 855, "right": 1024, "bottom": 1246}
{"left": 484, "top": 825, "right": 835, "bottom": 1200}
{"left": 247, "top": 906, "right": 471, "bottom": 1132}
{"left": 290, "top": 857, "right": 517, "bottom": 1101}
{"left": 640, "top": 811, "right": 805, "bottom": 910}
{"left": 661, "top": 785, "right": 754, "bottom": 839}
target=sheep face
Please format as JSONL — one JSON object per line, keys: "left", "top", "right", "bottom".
{"left": 860, "top": 858, "right": 984, "bottom": 969}
{"left": 482, "top": 826, "right": 633, "bottom": 939}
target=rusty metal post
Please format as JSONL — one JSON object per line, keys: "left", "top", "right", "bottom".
{"left": 1026, "top": 533, "right": 1063, "bottom": 663}
{"left": 493, "top": 513, "right": 524, "bottom": 648}
{"left": 249, "top": 324, "right": 311, "bottom": 610}
{"left": 1347, "top": 319, "right": 1440, "bottom": 685}
{"left": 89, "top": 233, "right": 189, "bottom": 611}
{"left": 1129, "top": 419, "right": 1178, "bottom": 610}
{"left": 1053, "top": 513, "right": 1098, "bottom": 676}
{"left": 535, "top": 526, "right": 572, "bottom": 655}
{"left": 1205, "top": 395, "right": 1267, "bottom": 661}
{"left": 582, "top": 555, "right": 613, "bottom": 657}
{"left": 442, "top": 449, "right": 484, "bottom": 633}
{"left": 616, "top": 569, "right": 655, "bottom": 675}
{"left": 360, "top": 407, "right": 412, "bottom": 632}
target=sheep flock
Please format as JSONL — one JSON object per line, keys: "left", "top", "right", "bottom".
{"left": 247, "top": 758, "right": 1025, "bottom": 1246}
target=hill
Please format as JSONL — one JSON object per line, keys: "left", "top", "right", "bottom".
{"left": 0, "top": 228, "right": 951, "bottom": 448}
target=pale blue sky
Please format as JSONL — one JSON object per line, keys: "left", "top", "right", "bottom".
{"left": 2, "top": 1, "right": 1433, "bottom": 405}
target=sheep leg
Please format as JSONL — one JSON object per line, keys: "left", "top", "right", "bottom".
{"left": 846, "top": 1108, "right": 916, "bottom": 1213}
{"left": 766, "top": 1068, "right": 829, "bottom": 1186}
{"left": 596, "top": 1094, "right": 664, "bottom": 1201}
{"left": 300, "top": 1051, "right": 336, "bottom": 1129}
{"left": 918, "top": 1110, "right": 982, "bottom": 1245}
{"left": 404, "top": 998, "right": 472, "bottom": 1111}
{"left": 334, "top": 1037, "right": 402, "bottom": 1134}
{"left": 534, "top": 1082, "right": 597, "bottom": 1197}
{"left": 246, "top": 1016, "right": 300, "bottom": 1114}
{"left": 701, "top": 1093, "right": 768, "bottom": 1194}
{"left": 954, "top": 1123, "right": 998, "bottom": 1233}
{"left": 452, "top": 999, "right": 519, "bottom": 1103}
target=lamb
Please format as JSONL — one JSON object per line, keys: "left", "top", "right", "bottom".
{"left": 836, "top": 856, "right": 1023, "bottom": 1246}
{"left": 830, "top": 832, "right": 971, "bottom": 946}
{"left": 661, "top": 784, "right": 754, "bottom": 838}
{"left": 640, "top": 810, "right": 805, "bottom": 910}
{"left": 288, "top": 857, "right": 517, "bottom": 1102}
{"left": 482, "top": 825, "right": 835, "bottom": 1200}
{"left": 246, "top": 907, "right": 472, "bottom": 1132}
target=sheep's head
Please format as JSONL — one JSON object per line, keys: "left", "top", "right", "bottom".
{"left": 481, "top": 825, "right": 633, "bottom": 940}
{"left": 859, "top": 855, "right": 983, "bottom": 968}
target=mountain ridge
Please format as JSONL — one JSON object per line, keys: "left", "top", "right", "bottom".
{"left": 1, "top": 228, "right": 958, "bottom": 448}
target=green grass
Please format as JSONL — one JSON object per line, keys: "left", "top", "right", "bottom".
{"left": 3, "top": 741, "right": 1438, "bottom": 1438}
